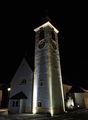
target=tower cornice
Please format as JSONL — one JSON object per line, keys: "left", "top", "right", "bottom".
{"left": 34, "top": 21, "right": 59, "bottom": 33}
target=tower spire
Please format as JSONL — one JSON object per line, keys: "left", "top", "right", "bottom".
{"left": 39, "top": 9, "right": 51, "bottom": 25}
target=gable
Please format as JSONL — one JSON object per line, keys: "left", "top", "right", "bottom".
{"left": 11, "top": 57, "right": 33, "bottom": 82}
{"left": 10, "top": 57, "right": 33, "bottom": 96}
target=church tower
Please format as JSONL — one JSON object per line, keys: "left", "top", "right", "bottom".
{"left": 32, "top": 18, "right": 65, "bottom": 116}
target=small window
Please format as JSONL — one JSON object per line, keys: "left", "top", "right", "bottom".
{"left": 16, "top": 101, "right": 18, "bottom": 107}
{"left": 38, "top": 101, "right": 42, "bottom": 107}
{"left": 12, "top": 101, "right": 19, "bottom": 107}
{"left": 40, "top": 81, "right": 43, "bottom": 86}
{"left": 18, "top": 79, "right": 26, "bottom": 85}
{"left": 39, "top": 28, "right": 44, "bottom": 40}
{"left": 21, "top": 79, "right": 26, "bottom": 84}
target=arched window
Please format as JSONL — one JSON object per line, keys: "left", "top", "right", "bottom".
{"left": 39, "top": 28, "right": 44, "bottom": 40}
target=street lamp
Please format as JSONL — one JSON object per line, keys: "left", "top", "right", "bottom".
{"left": 7, "top": 88, "right": 11, "bottom": 92}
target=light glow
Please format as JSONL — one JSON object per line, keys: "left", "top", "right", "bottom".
{"left": 48, "top": 53, "right": 53, "bottom": 116}
{"left": 58, "top": 62, "right": 65, "bottom": 112}
{"left": 49, "top": 75, "right": 54, "bottom": 116}
{"left": 77, "top": 105, "right": 79, "bottom": 107}
{"left": 32, "top": 71, "right": 38, "bottom": 114}
{"left": 34, "top": 21, "right": 59, "bottom": 33}
{"left": 66, "top": 97, "right": 74, "bottom": 109}
{"left": 7, "top": 88, "right": 11, "bottom": 91}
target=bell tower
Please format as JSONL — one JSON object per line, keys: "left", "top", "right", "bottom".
{"left": 32, "top": 18, "right": 65, "bottom": 116}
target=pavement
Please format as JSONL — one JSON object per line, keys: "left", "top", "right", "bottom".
{"left": 0, "top": 109, "right": 88, "bottom": 120}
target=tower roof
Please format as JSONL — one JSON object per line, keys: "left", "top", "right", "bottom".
{"left": 41, "top": 16, "right": 51, "bottom": 23}
{"left": 34, "top": 21, "right": 59, "bottom": 33}
{"left": 34, "top": 16, "right": 59, "bottom": 33}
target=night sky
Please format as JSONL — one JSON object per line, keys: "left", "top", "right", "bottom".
{"left": 0, "top": 1, "right": 88, "bottom": 89}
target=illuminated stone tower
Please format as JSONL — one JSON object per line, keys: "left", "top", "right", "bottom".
{"left": 33, "top": 18, "right": 65, "bottom": 116}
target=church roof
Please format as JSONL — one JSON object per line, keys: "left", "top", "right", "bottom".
{"left": 10, "top": 91, "right": 27, "bottom": 99}
{"left": 23, "top": 45, "right": 34, "bottom": 71}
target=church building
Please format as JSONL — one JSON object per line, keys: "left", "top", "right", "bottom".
{"left": 8, "top": 18, "right": 86, "bottom": 116}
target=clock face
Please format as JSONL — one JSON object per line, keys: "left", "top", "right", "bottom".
{"left": 51, "top": 41, "right": 57, "bottom": 50}
{"left": 38, "top": 40, "right": 45, "bottom": 49}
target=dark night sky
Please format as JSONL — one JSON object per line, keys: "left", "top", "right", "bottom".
{"left": 0, "top": 1, "right": 88, "bottom": 89}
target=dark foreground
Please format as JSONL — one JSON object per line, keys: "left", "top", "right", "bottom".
{"left": 0, "top": 109, "right": 88, "bottom": 120}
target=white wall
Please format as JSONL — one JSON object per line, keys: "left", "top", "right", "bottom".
{"left": 9, "top": 58, "right": 33, "bottom": 113}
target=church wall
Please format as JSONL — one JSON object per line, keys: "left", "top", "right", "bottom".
{"left": 9, "top": 100, "right": 20, "bottom": 113}
{"left": 9, "top": 58, "right": 33, "bottom": 113}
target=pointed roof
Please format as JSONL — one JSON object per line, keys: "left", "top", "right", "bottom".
{"left": 24, "top": 51, "right": 34, "bottom": 71}
{"left": 10, "top": 91, "right": 27, "bottom": 99}
{"left": 34, "top": 16, "right": 59, "bottom": 33}
{"left": 34, "top": 21, "right": 59, "bottom": 33}
{"left": 40, "top": 16, "right": 51, "bottom": 23}
{"left": 16, "top": 57, "right": 33, "bottom": 73}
